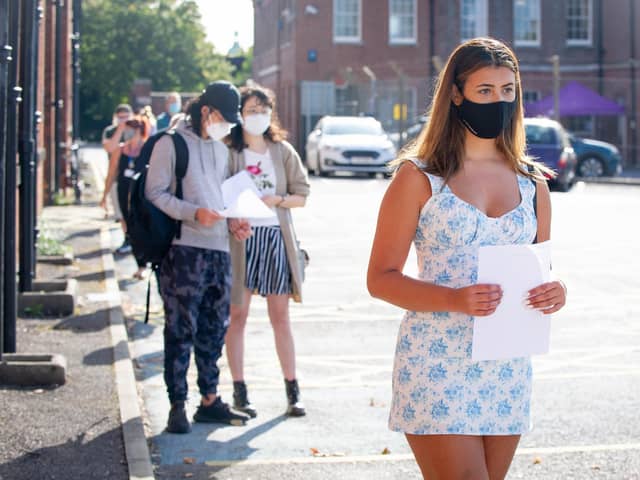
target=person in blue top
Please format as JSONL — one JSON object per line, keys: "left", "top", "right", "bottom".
{"left": 156, "top": 91, "right": 182, "bottom": 131}
{"left": 367, "top": 38, "right": 567, "bottom": 479}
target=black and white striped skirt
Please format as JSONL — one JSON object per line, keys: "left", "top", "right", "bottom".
{"left": 245, "top": 225, "right": 292, "bottom": 296}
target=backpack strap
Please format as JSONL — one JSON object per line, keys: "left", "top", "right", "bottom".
{"left": 166, "top": 130, "right": 189, "bottom": 239}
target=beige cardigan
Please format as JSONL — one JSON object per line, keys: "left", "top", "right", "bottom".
{"left": 228, "top": 140, "right": 311, "bottom": 305}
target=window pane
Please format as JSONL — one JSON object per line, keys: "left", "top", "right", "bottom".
{"left": 514, "top": 0, "right": 540, "bottom": 43}
{"left": 460, "top": 0, "right": 487, "bottom": 40}
{"left": 389, "top": 0, "right": 416, "bottom": 42}
{"left": 566, "top": 0, "right": 591, "bottom": 42}
{"left": 334, "top": 0, "right": 360, "bottom": 39}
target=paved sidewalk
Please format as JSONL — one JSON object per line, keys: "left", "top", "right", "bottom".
{"left": 0, "top": 154, "right": 131, "bottom": 479}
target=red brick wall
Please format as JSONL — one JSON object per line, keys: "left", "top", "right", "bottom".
{"left": 253, "top": 0, "right": 637, "bottom": 162}
{"left": 254, "top": 0, "right": 432, "bottom": 149}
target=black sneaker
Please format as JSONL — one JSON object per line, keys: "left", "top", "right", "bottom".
{"left": 193, "top": 397, "right": 250, "bottom": 426}
{"left": 166, "top": 401, "right": 191, "bottom": 434}
{"left": 233, "top": 381, "right": 258, "bottom": 418}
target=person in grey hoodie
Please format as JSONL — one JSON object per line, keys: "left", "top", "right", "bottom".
{"left": 145, "top": 81, "right": 252, "bottom": 434}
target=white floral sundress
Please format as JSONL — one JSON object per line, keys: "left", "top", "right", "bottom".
{"left": 389, "top": 160, "right": 537, "bottom": 435}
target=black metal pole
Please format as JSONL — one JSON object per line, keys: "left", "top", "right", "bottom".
{"left": 72, "top": 0, "right": 81, "bottom": 141}
{"left": 596, "top": 0, "right": 604, "bottom": 95}
{"left": 0, "top": 0, "right": 11, "bottom": 360}
{"left": 630, "top": 0, "right": 637, "bottom": 166}
{"left": 18, "top": 0, "right": 38, "bottom": 293}
{"left": 70, "top": 0, "right": 81, "bottom": 203}
{"left": 3, "top": 0, "right": 21, "bottom": 355}
{"left": 54, "top": 0, "right": 64, "bottom": 196}
{"left": 32, "top": 1, "right": 42, "bottom": 282}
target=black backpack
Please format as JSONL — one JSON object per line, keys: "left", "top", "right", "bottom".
{"left": 126, "top": 130, "right": 189, "bottom": 322}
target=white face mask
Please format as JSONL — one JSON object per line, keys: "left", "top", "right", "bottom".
{"left": 206, "top": 121, "right": 233, "bottom": 141}
{"left": 243, "top": 113, "right": 271, "bottom": 136}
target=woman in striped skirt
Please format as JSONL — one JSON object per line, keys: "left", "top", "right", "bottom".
{"left": 226, "top": 85, "right": 311, "bottom": 418}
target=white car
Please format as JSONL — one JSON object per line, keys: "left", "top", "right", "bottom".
{"left": 305, "top": 116, "right": 397, "bottom": 177}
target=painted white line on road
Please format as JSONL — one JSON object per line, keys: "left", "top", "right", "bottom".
{"left": 203, "top": 441, "right": 640, "bottom": 467}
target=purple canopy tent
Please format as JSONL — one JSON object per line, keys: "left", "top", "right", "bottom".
{"left": 524, "top": 81, "right": 625, "bottom": 117}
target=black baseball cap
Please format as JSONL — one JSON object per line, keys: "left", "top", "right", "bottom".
{"left": 201, "top": 81, "right": 242, "bottom": 124}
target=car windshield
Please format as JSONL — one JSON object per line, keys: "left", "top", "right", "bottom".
{"left": 525, "top": 124, "right": 558, "bottom": 145}
{"left": 323, "top": 119, "right": 383, "bottom": 136}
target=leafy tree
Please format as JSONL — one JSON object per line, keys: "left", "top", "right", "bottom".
{"left": 80, "top": 0, "right": 234, "bottom": 140}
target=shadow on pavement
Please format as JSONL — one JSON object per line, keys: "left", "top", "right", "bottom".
{"left": 0, "top": 419, "right": 128, "bottom": 480}
{"left": 83, "top": 340, "right": 129, "bottom": 366}
{"left": 53, "top": 309, "right": 111, "bottom": 333}
{"left": 75, "top": 248, "right": 110, "bottom": 261}
{"left": 63, "top": 229, "right": 100, "bottom": 241}
{"left": 130, "top": 349, "right": 164, "bottom": 380}
{"left": 73, "top": 271, "right": 107, "bottom": 283}
{"left": 152, "top": 414, "right": 288, "bottom": 465}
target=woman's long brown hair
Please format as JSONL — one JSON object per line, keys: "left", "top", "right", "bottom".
{"left": 228, "top": 84, "right": 288, "bottom": 152}
{"left": 392, "top": 37, "right": 551, "bottom": 183}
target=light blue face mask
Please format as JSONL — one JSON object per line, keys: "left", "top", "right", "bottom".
{"left": 168, "top": 102, "right": 181, "bottom": 115}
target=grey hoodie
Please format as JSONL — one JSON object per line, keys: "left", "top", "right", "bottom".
{"left": 145, "top": 119, "right": 230, "bottom": 252}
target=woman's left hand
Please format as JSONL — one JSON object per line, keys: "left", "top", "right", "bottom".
{"left": 261, "top": 194, "right": 283, "bottom": 208}
{"left": 228, "top": 218, "right": 252, "bottom": 241}
{"left": 525, "top": 280, "right": 567, "bottom": 314}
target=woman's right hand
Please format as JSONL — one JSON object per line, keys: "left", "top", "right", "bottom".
{"left": 195, "top": 208, "right": 223, "bottom": 226}
{"left": 452, "top": 284, "right": 503, "bottom": 316}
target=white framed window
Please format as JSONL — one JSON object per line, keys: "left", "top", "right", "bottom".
{"left": 566, "top": 0, "right": 592, "bottom": 46}
{"left": 460, "top": 0, "right": 488, "bottom": 42}
{"left": 389, "top": 0, "right": 417, "bottom": 45}
{"left": 333, "top": 0, "right": 362, "bottom": 44}
{"left": 514, "top": 0, "right": 541, "bottom": 47}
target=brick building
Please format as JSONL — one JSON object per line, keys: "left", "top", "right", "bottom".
{"left": 252, "top": 0, "right": 639, "bottom": 165}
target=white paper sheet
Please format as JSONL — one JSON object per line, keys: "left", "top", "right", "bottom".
{"left": 220, "top": 172, "right": 276, "bottom": 219}
{"left": 472, "top": 241, "right": 552, "bottom": 361}
{"left": 222, "top": 171, "right": 261, "bottom": 207}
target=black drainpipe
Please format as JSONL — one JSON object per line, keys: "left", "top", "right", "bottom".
{"left": 54, "top": 0, "right": 64, "bottom": 196}
{"left": 0, "top": 0, "right": 10, "bottom": 359}
{"left": 18, "top": 0, "right": 39, "bottom": 294}
{"left": 3, "top": 0, "right": 22, "bottom": 354}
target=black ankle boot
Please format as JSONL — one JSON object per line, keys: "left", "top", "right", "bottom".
{"left": 233, "top": 381, "right": 257, "bottom": 418}
{"left": 166, "top": 401, "right": 191, "bottom": 434}
{"left": 284, "top": 378, "right": 306, "bottom": 417}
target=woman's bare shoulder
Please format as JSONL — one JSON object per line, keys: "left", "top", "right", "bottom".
{"left": 387, "top": 160, "right": 433, "bottom": 206}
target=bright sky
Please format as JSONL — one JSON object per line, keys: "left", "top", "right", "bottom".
{"left": 194, "top": 0, "right": 254, "bottom": 54}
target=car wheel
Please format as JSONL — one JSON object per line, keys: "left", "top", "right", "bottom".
{"left": 578, "top": 156, "right": 605, "bottom": 177}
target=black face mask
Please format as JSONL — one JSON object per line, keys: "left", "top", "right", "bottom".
{"left": 455, "top": 98, "right": 517, "bottom": 139}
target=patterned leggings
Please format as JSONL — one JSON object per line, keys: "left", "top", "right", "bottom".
{"left": 159, "top": 245, "right": 231, "bottom": 403}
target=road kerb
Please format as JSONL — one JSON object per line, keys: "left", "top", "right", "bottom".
{"left": 101, "top": 227, "right": 155, "bottom": 480}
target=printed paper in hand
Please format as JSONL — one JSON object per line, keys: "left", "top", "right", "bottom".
{"left": 222, "top": 171, "right": 260, "bottom": 206}
{"left": 220, "top": 171, "right": 276, "bottom": 219}
{"left": 472, "top": 241, "right": 552, "bottom": 361}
